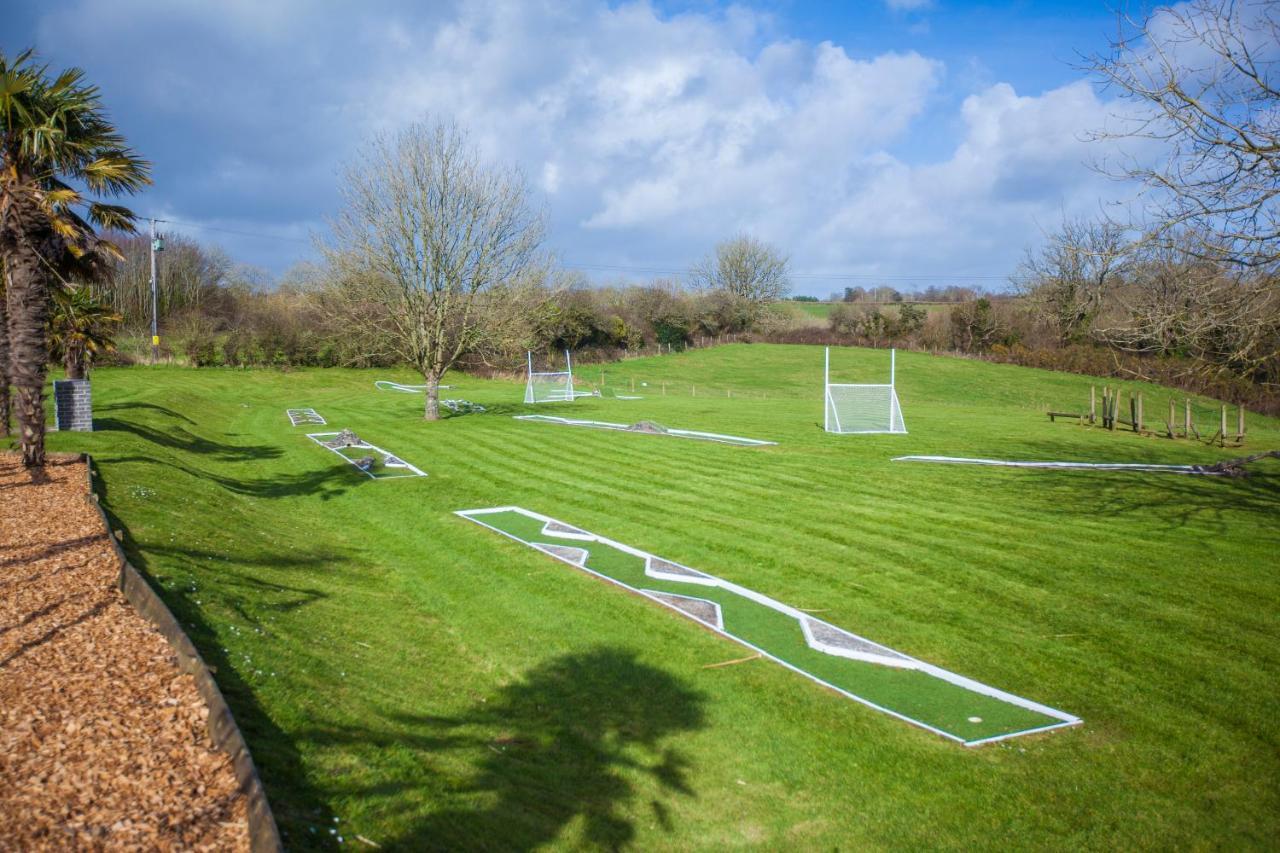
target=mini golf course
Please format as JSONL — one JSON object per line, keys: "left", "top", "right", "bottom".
{"left": 49, "top": 344, "right": 1280, "bottom": 849}
{"left": 458, "top": 506, "right": 1079, "bottom": 745}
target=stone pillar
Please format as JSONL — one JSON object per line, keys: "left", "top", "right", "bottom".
{"left": 53, "top": 379, "right": 94, "bottom": 432}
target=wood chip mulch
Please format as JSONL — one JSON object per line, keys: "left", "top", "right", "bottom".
{"left": 0, "top": 453, "right": 251, "bottom": 851}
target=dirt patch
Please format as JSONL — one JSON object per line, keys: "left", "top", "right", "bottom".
{"left": 0, "top": 454, "right": 251, "bottom": 851}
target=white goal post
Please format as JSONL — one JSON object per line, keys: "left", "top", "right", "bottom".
{"left": 824, "top": 347, "right": 907, "bottom": 434}
{"left": 525, "top": 350, "right": 582, "bottom": 403}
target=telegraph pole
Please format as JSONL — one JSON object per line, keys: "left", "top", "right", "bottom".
{"left": 149, "top": 219, "right": 161, "bottom": 363}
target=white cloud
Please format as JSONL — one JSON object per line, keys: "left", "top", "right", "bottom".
{"left": 28, "top": 0, "right": 1139, "bottom": 287}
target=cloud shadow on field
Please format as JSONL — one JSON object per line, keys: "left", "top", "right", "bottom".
{"left": 300, "top": 647, "right": 707, "bottom": 850}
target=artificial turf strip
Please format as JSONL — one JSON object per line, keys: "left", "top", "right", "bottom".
{"left": 304, "top": 432, "right": 427, "bottom": 479}
{"left": 457, "top": 506, "right": 1080, "bottom": 746}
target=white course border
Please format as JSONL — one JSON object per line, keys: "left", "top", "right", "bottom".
{"left": 375, "top": 380, "right": 452, "bottom": 393}
{"left": 513, "top": 415, "right": 777, "bottom": 447}
{"left": 286, "top": 408, "right": 326, "bottom": 426}
{"left": 305, "top": 431, "right": 428, "bottom": 479}
{"left": 894, "top": 455, "right": 1205, "bottom": 473}
{"left": 457, "top": 505, "right": 1080, "bottom": 747}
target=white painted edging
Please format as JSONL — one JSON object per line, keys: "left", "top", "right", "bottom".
{"left": 513, "top": 415, "right": 777, "bottom": 447}
{"left": 893, "top": 455, "right": 1203, "bottom": 473}
{"left": 286, "top": 408, "right": 326, "bottom": 426}
{"left": 375, "top": 380, "right": 452, "bottom": 393}
{"left": 305, "top": 432, "right": 428, "bottom": 479}
{"left": 456, "top": 506, "right": 1081, "bottom": 747}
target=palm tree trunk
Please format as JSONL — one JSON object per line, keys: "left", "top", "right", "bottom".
{"left": 0, "top": 266, "right": 10, "bottom": 438}
{"left": 4, "top": 234, "right": 52, "bottom": 467}
{"left": 65, "top": 340, "right": 85, "bottom": 380}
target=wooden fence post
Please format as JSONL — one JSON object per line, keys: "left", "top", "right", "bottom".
{"left": 1220, "top": 405, "right": 1227, "bottom": 446}
{"left": 1090, "top": 385, "right": 1097, "bottom": 425}
{"left": 1184, "top": 399, "right": 1191, "bottom": 437}
{"left": 1136, "top": 392, "right": 1143, "bottom": 433}
{"left": 1238, "top": 405, "right": 1245, "bottom": 443}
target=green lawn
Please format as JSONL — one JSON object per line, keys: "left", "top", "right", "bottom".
{"left": 40, "top": 344, "right": 1280, "bottom": 850}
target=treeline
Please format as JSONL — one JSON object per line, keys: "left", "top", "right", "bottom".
{"left": 826, "top": 284, "right": 987, "bottom": 304}
{"left": 95, "top": 234, "right": 782, "bottom": 369}
{"left": 92, "top": 225, "right": 1278, "bottom": 413}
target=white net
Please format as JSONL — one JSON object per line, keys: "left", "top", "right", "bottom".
{"left": 525, "top": 371, "right": 575, "bottom": 403}
{"left": 824, "top": 347, "right": 906, "bottom": 434}
{"left": 825, "top": 384, "right": 906, "bottom": 433}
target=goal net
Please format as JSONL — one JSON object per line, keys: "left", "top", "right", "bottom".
{"left": 824, "top": 347, "right": 907, "bottom": 434}
{"left": 525, "top": 350, "right": 578, "bottom": 403}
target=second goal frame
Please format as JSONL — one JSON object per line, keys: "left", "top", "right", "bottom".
{"left": 824, "top": 347, "right": 907, "bottom": 434}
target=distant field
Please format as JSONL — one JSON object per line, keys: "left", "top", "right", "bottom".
{"left": 789, "top": 301, "right": 960, "bottom": 320}
{"left": 53, "top": 344, "right": 1280, "bottom": 849}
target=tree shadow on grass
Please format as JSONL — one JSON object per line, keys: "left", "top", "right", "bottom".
{"left": 95, "top": 417, "right": 282, "bottom": 462}
{"left": 97, "top": 401, "right": 197, "bottom": 425}
{"left": 302, "top": 647, "right": 706, "bottom": 851}
{"left": 104, "top": 453, "right": 355, "bottom": 501}
{"left": 94, "top": 470, "right": 345, "bottom": 849}
{"left": 983, "top": 441, "right": 1280, "bottom": 532}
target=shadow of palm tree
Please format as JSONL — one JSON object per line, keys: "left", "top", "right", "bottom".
{"left": 301, "top": 647, "right": 706, "bottom": 851}
{"left": 97, "top": 401, "right": 197, "bottom": 425}
{"left": 103, "top": 453, "right": 354, "bottom": 500}
{"left": 95, "top": 417, "right": 283, "bottom": 462}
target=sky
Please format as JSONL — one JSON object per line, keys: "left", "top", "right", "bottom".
{"left": 5, "top": 0, "right": 1150, "bottom": 296}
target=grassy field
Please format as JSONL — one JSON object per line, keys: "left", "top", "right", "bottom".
{"left": 41, "top": 343, "right": 1280, "bottom": 850}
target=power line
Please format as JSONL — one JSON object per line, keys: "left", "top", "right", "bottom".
{"left": 148, "top": 216, "right": 313, "bottom": 245}
{"left": 143, "top": 219, "right": 1020, "bottom": 282}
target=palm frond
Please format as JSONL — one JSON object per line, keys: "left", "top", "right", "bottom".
{"left": 86, "top": 202, "right": 138, "bottom": 232}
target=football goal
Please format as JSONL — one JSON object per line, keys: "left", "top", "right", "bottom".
{"left": 525, "top": 350, "right": 592, "bottom": 403}
{"left": 824, "top": 347, "right": 907, "bottom": 434}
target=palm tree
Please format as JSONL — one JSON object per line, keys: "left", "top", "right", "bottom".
{"left": 0, "top": 49, "right": 150, "bottom": 466}
{"left": 50, "top": 284, "right": 122, "bottom": 380}
{"left": 1, "top": 263, "right": 10, "bottom": 437}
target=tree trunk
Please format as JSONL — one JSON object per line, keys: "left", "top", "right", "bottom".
{"left": 65, "top": 342, "right": 86, "bottom": 381}
{"left": 0, "top": 267, "right": 10, "bottom": 438}
{"left": 423, "top": 374, "right": 441, "bottom": 421}
{"left": 1, "top": 188, "right": 56, "bottom": 468}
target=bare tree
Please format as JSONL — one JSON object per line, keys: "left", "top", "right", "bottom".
{"left": 689, "top": 235, "right": 791, "bottom": 307}
{"left": 1099, "top": 232, "right": 1280, "bottom": 379}
{"left": 1088, "top": 0, "right": 1279, "bottom": 269}
{"left": 326, "top": 118, "right": 545, "bottom": 420}
{"left": 1016, "top": 218, "right": 1131, "bottom": 344}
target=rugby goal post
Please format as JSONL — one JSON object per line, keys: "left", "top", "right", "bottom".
{"left": 824, "top": 347, "right": 907, "bottom": 434}
{"left": 525, "top": 350, "right": 578, "bottom": 403}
